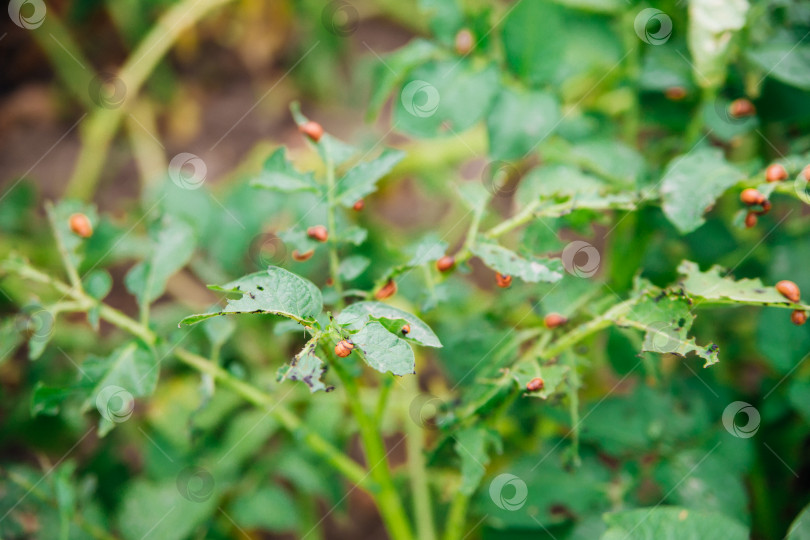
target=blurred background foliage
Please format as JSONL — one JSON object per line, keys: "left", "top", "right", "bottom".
{"left": 2, "top": 0, "right": 810, "bottom": 539}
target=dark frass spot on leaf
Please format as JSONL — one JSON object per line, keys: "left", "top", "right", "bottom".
{"left": 678, "top": 318, "right": 686, "bottom": 327}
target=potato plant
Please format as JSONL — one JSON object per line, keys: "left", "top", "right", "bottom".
{"left": 2, "top": 0, "right": 810, "bottom": 539}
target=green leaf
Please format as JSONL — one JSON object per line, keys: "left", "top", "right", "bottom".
{"left": 551, "top": 0, "right": 623, "bottom": 14}
{"left": 336, "top": 149, "right": 405, "bottom": 207}
{"left": 687, "top": 0, "right": 750, "bottom": 88}
{"left": 338, "top": 255, "right": 370, "bottom": 281}
{"left": 180, "top": 267, "right": 323, "bottom": 326}
{"left": 277, "top": 338, "right": 332, "bottom": 393}
{"left": 116, "top": 478, "right": 218, "bottom": 540}
{"left": 250, "top": 148, "right": 321, "bottom": 193}
{"left": 228, "top": 486, "right": 299, "bottom": 532}
{"left": 508, "top": 360, "right": 569, "bottom": 399}
{"left": 406, "top": 234, "right": 448, "bottom": 266}
{"left": 125, "top": 216, "right": 196, "bottom": 306}
{"left": 486, "top": 87, "right": 561, "bottom": 160}
{"left": 81, "top": 343, "right": 158, "bottom": 436}
{"left": 660, "top": 148, "right": 744, "bottom": 234}
{"left": 545, "top": 138, "right": 645, "bottom": 186}
{"left": 616, "top": 291, "right": 720, "bottom": 367}
{"left": 748, "top": 42, "right": 810, "bottom": 91}
{"left": 470, "top": 242, "right": 564, "bottom": 283}
{"left": 367, "top": 38, "right": 438, "bottom": 120}
{"left": 502, "top": 0, "right": 567, "bottom": 85}
{"left": 787, "top": 500, "right": 810, "bottom": 540}
{"left": 602, "top": 506, "right": 748, "bottom": 540}
{"left": 351, "top": 321, "right": 415, "bottom": 376}
{"left": 336, "top": 301, "right": 442, "bottom": 347}
{"left": 517, "top": 164, "right": 607, "bottom": 202}
{"left": 454, "top": 427, "right": 500, "bottom": 495}
{"left": 393, "top": 59, "right": 499, "bottom": 138}
{"left": 31, "top": 383, "right": 82, "bottom": 416}
{"left": 677, "top": 260, "right": 809, "bottom": 308}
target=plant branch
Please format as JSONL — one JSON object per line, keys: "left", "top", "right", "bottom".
{"left": 323, "top": 340, "right": 414, "bottom": 540}
{"left": 65, "top": 0, "right": 236, "bottom": 200}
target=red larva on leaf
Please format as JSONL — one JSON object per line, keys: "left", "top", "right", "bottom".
{"left": 791, "top": 310, "right": 807, "bottom": 326}
{"left": 352, "top": 199, "right": 365, "bottom": 211}
{"left": 728, "top": 98, "right": 756, "bottom": 118}
{"left": 436, "top": 255, "right": 455, "bottom": 273}
{"left": 335, "top": 340, "right": 354, "bottom": 358}
{"left": 526, "top": 377, "right": 545, "bottom": 392}
{"left": 454, "top": 28, "right": 474, "bottom": 55}
{"left": 803, "top": 165, "right": 810, "bottom": 182}
{"left": 495, "top": 272, "right": 512, "bottom": 288}
{"left": 401, "top": 324, "right": 411, "bottom": 335}
{"left": 292, "top": 249, "right": 314, "bottom": 262}
{"left": 299, "top": 121, "right": 324, "bottom": 142}
{"left": 664, "top": 87, "right": 687, "bottom": 101}
{"left": 307, "top": 225, "right": 328, "bottom": 243}
{"left": 740, "top": 188, "right": 765, "bottom": 206}
{"left": 776, "top": 280, "right": 801, "bottom": 303}
{"left": 765, "top": 163, "right": 788, "bottom": 182}
{"left": 375, "top": 279, "right": 397, "bottom": 300}
{"left": 69, "top": 213, "right": 93, "bottom": 238}
{"left": 544, "top": 313, "right": 568, "bottom": 329}
{"left": 744, "top": 212, "right": 758, "bottom": 228}
{"left": 755, "top": 200, "right": 772, "bottom": 216}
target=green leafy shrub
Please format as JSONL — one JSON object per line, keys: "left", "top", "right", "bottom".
{"left": 3, "top": 0, "right": 810, "bottom": 539}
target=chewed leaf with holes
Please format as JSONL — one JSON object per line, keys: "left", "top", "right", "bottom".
{"left": 179, "top": 267, "right": 322, "bottom": 326}
{"left": 250, "top": 148, "right": 321, "bottom": 194}
{"left": 336, "top": 301, "right": 441, "bottom": 347}
{"left": 617, "top": 292, "right": 719, "bottom": 367}
{"left": 602, "top": 506, "right": 748, "bottom": 540}
{"left": 278, "top": 338, "right": 332, "bottom": 393}
{"left": 471, "top": 242, "right": 564, "bottom": 283}
{"left": 508, "top": 360, "right": 569, "bottom": 399}
{"left": 351, "top": 322, "right": 415, "bottom": 376}
{"left": 677, "top": 260, "right": 810, "bottom": 309}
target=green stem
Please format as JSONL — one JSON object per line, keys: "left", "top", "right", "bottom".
{"left": 442, "top": 491, "right": 470, "bottom": 540}
{"left": 44, "top": 203, "right": 82, "bottom": 292}
{"left": 325, "top": 155, "right": 345, "bottom": 310}
{"left": 684, "top": 86, "right": 718, "bottom": 148}
{"left": 324, "top": 341, "right": 414, "bottom": 540}
{"left": 173, "top": 348, "right": 370, "bottom": 489}
{"left": 563, "top": 351, "right": 582, "bottom": 467}
{"left": 402, "top": 378, "right": 437, "bottom": 540}
{"left": 65, "top": 0, "right": 236, "bottom": 200}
